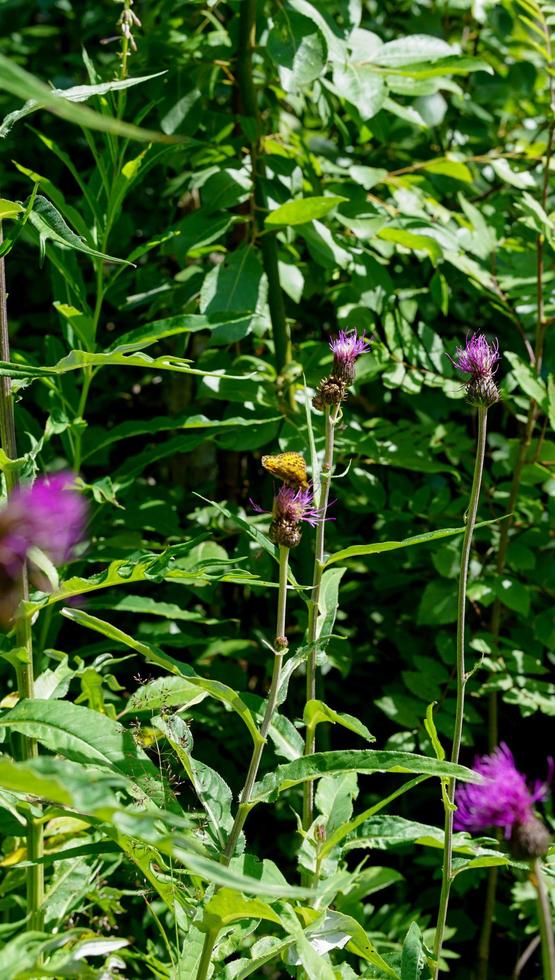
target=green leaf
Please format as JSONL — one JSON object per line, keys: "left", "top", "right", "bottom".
{"left": 505, "top": 351, "right": 547, "bottom": 407}
{"left": 201, "top": 889, "right": 282, "bottom": 933}
{"left": 265, "top": 196, "right": 348, "bottom": 226}
{"left": 332, "top": 64, "right": 386, "bottom": 119}
{"left": 0, "top": 347, "right": 250, "bottom": 382}
{"left": 109, "top": 312, "right": 256, "bottom": 354}
{"left": 315, "top": 567, "right": 345, "bottom": 648}
{"left": 251, "top": 750, "right": 479, "bottom": 804}
{"left": 0, "top": 54, "right": 175, "bottom": 142}
{"left": 153, "top": 714, "right": 234, "bottom": 846}
{"left": 62, "top": 608, "right": 263, "bottom": 745}
{"left": 372, "top": 35, "right": 454, "bottom": 67}
{"left": 325, "top": 518, "right": 502, "bottom": 567}
{"left": 401, "top": 922, "right": 426, "bottom": 980}
{"left": 0, "top": 199, "right": 24, "bottom": 220}
{"left": 27, "top": 196, "right": 132, "bottom": 265}
{"left": 0, "top": 71, "right": 166, "bottom": 137}
{"left": 304, "top": 700, "right": 375, "bottom": 743}
{"left": 378, "top": 227, "right": 441, "bottom": 260}
{"left": 0, "top": 700, "right": 166, "bottom": 804}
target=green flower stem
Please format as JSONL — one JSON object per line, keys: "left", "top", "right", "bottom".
{"left": 478, "top": 109, "right": 555, "bottom": 980}
{"left": 195, "top": 545, "right": 290, "bottom": 980}
{"left": 534, "top": 858, "right": 555, "bottom": 980}
{"left": 302, "top": 403, "right": 339, "bottom": 834}
{"left": 433, "top": 404, "right": 488, "bottom": 978}
{"left": 0, "top": 231, "right": 44, "bottom": 931}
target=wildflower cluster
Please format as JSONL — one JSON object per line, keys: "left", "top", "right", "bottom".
{"left": 313, "top": 329, "right": 371, "bottom": 409}
{"left": 0, "top": 473, "right": 86, "bottom": 624}
{"left": 451, "top": 333, "right": 500, "bottom": 407}
{"left": 455, "top": 744, "right": 551, "bottom": 859}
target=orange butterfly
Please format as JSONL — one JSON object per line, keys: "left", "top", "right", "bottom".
{"left": 261, "top": 451, "right": 309, "bottom": 490}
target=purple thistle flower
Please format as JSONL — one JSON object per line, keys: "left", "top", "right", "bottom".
{"left": 273, "top": 485, "right": 322, "bottom": 527}
{"left": 448, "top": 333, "right": 500, "bottom": 407}
{"left": 0, "top": 473, "right": 87, "bottom": 623}
{"left": 451, "top": 333, "right": 500, "bottom": 379}
{"left": 329, "top": 329, "right": 372, "bottom": 365}
{"left": 454, "top": 744, "right": 550, "bottom": 839}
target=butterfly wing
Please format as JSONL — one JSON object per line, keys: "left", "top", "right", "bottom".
{"left": 261, "top": 452, "right": 309, "bottom": 490}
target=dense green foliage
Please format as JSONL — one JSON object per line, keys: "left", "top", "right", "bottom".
{"left": 0, "top": 0, "right": 554, "bottom": 977}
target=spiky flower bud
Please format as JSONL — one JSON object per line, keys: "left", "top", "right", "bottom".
{"left": 450, "top": 333, "right": 500, "bottom": 407}
{"left": 312, "top": 376, "right": 347, "bottom": 410}
{"left": 269, "top": 518, "right": 302, "bottom": 549}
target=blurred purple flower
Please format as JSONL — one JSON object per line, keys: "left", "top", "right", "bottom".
{"left": 0, "top": 473, "right": 87, "bottom": 623}
{"left": 455, "top": 743, "right": 550, "bottom": 839}
{"left": 450, "top": 333, "right": 500, "bottom": 379}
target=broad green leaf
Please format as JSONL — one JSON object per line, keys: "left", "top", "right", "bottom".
{"left": 505, "top": 351, "right": 547, "bottom": 407}
{"left": 251, "top": 750, "right": 479, "bottom": 804}
{"left": 401, "top": 922, "right": 426, "bottom": 980}
{"left": 316, "top": 773, "right": 358, "bottom": 838}
{"left": 0, "top": 54, "right": 174, "bottom": 142}
{"left": 332, "top": 64, "right": 386, "bottom": 120}
{"left": 371, "top": 35, "right": 454, "bottom": 67}
{"left": 201, "top": 889, "right": 282, "bottom": 933}
{"left": 108, "top": 312, "right": 256, "bottom": 354}
{"left": 378, "top": 227, "right": 441, "bottom": 260}
{"left": 0, "top": 700, "right": 167, "bottom": 805}
{"left": 265, "top": 196, "right": 347, "bottom": 226}
{"left": 63, "top": 608, "right": 263, "bottom": 745}
{"left": 0, "top": 199, "right": 24, "bottom": 220}
{"left": 304, "top": 700, "right": 374, "bottom": 743}
{"left": 325, "top": 517, "right": 503, "bottom": 567}
{"left": 380, "top": 55, "right": 493, "bottom": 78}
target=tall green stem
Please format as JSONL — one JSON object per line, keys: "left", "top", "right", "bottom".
{"left": 0, "top": 229, "right": 44, "bottom": 931}
{"left": 236, "top": 0, "right": 290, "bottom": 376}
{"left": 433, "top": 405, "right": 488, "bottom": 977}
{"left": 478, "top": 77, "right": 555, "bottom": 980}
{"left": 534, "top": 859, "right": 555, "bottom": 980}
{"left": 302, "top": 403, "right": 339, "bottom": 834}
{"left": 195, "top": 546, "right": 290, "bottom": 980}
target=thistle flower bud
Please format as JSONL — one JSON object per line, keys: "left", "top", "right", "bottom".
{"left": 450, "top": 333, "right": 500, "bottom": 407}
{"left": 269, "top": 518, "right": 302, "bottom": 549}
{"left": 510, "top": 816, "right": 552, "bottom": 860}
{"left": 312, "top": 376, "right": 347, "bottom": 410}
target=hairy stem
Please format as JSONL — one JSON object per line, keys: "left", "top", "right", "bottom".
{"left": 534, "top": 859, "right": 555, "bottom": 980}
{"left": 195, "top": 546, "right": 290, "bottom": 980}
{"left": 0, "top": 229, "right": 44, "bottom": 931}
{"left": 302, "top": 404, "right": 339, "bottom": 835}
{"left": 236, "top": 0, "right": 290, "bottom": 376}
{"left": 433, "top": 405, "right": 488, "bottom": 977}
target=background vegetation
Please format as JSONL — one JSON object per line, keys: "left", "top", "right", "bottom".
{"left": 0, "top": 0, "right": 553, "bottom": 977}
